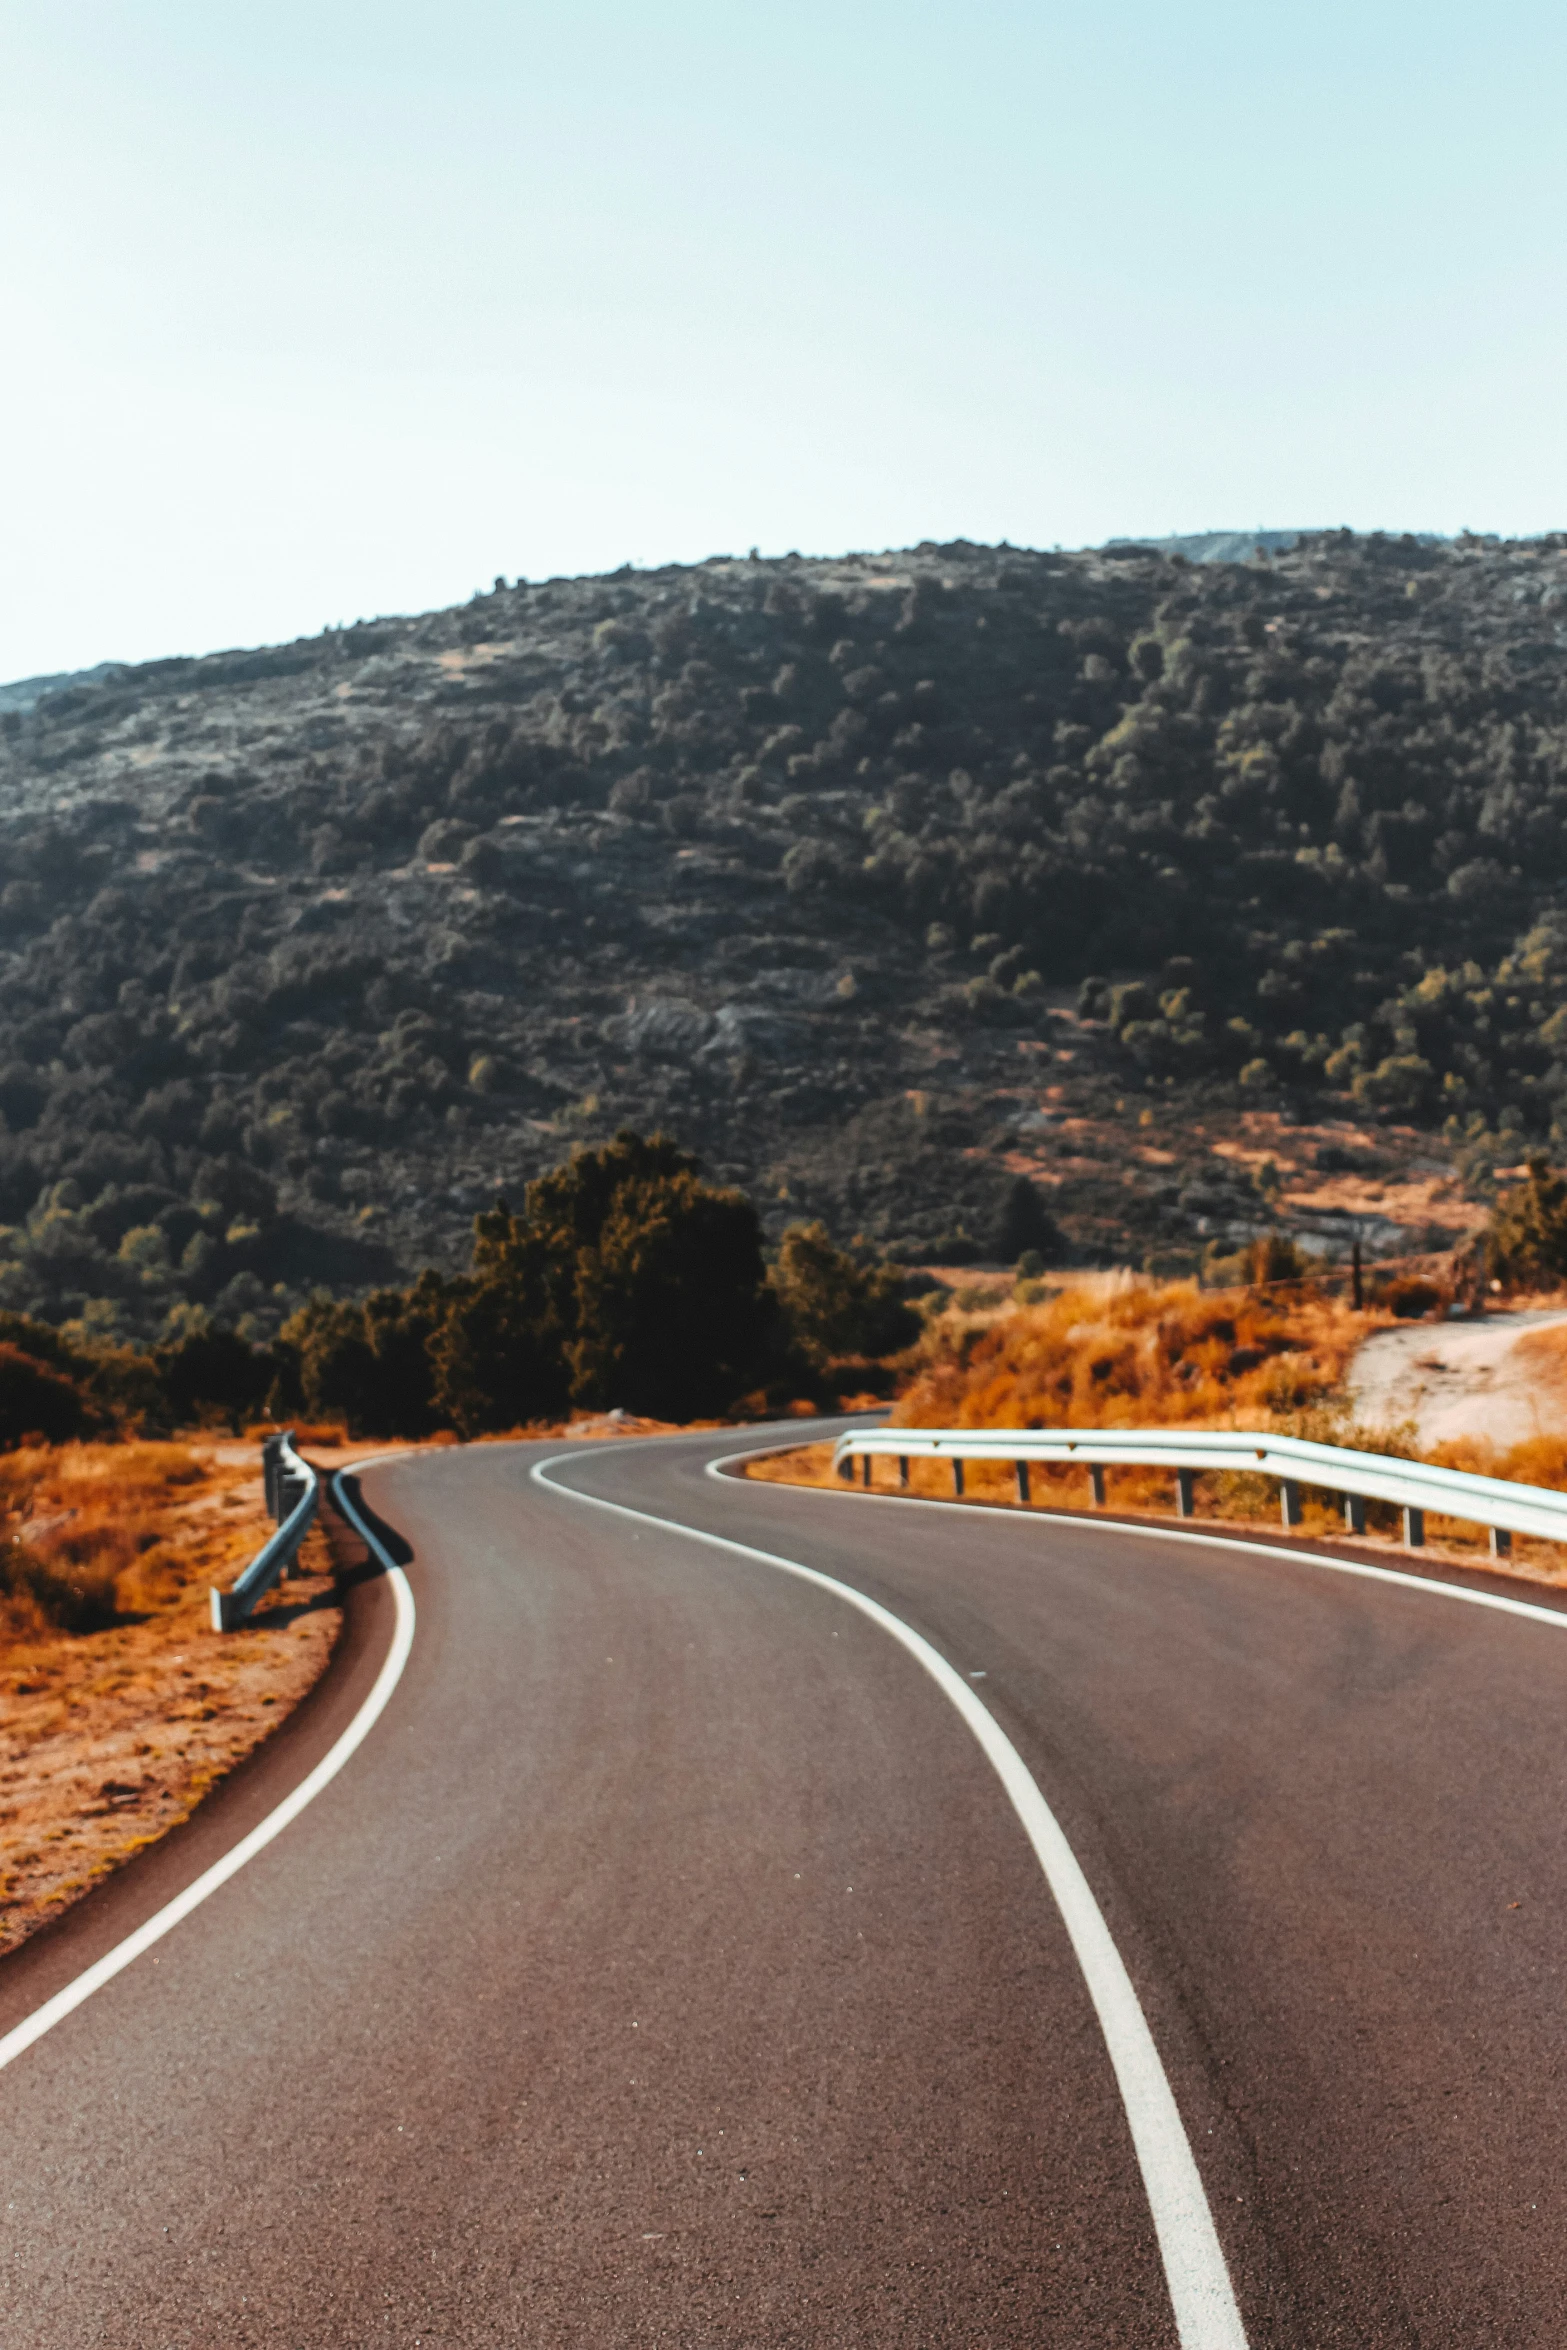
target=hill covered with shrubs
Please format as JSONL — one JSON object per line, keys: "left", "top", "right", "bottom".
{"left": 4, "top": 528, "right": 1567, "bottom": 1345}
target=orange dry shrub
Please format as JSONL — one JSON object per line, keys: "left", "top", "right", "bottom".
{"left": 1430, "top": 1431, "right": 1567, "bottom": 1494}
{"left": 0, "top": 1442, "right": 205, "bottom": 1640}
{"left": 895, "top": 1276, "right": 1382, "bottom": 1435}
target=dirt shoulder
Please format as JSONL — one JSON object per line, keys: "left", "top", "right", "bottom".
{"left": 0, "top": 1435, "right": 429, "bottom": 1960}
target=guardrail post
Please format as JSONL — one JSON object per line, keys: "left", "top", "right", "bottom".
{"left": 283, "top": 1467, "right": 305, "bottom": 1574}
{"left": 1090, "top": 1464, "right": 1106, "bottom": 1507}
{"left": 262, "top": 1432, "right": 283, "bottom": 1521}
{"left": 1176, "top": 1468, "right": 1195, "bottom": 1519}
{"left": 952, "top": 1459, "right": 965, "bottom": 1497}
{"left": 898, "top": 1456, "right": 909, "bottom": 1489}
{"left": 1491, "top": 1526, "right": 1513, "bottom": 1558}
{"left": 1404, "top": 1505, "right": 1425, "bottom": 1549}
{"left": 1015, "top": 1460, "right": 1031, "bottom": 1504}
{"left": 1280, "top": 1479, "right": 1303, "bottom": 1528}
{"left": 1343, "top": 1493, "right": 1366, "bottom": 1535}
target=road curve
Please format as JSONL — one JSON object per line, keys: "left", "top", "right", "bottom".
{"left": 5, "top": 1427, "right": 1567, "bottom": 2346}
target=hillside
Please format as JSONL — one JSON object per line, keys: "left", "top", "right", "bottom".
{"left": 2, "top": 529, "right": 1566, "bottom": 1343}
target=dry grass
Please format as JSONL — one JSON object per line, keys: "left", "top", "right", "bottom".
{"left": 1428, "top": 1429, "right": 1567, "bottom": 1499}
{"left": 0, "top": 1429, "right": 559, "bottom": 1954}
{"left": 898, "top": 1272, "right": 1381, "bottom": 1432}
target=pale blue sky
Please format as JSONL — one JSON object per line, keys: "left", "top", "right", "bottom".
{"left": 3, "top": 1, "right": 1564, "bottom": 676}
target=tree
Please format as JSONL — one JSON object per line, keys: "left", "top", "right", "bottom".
{"left": 156, "top": 1325, "right": 272, "bottom": 1430}
{"left": 1486, "top": 1158, "right": 1567, "bottom": 1286}
{"left": 993, "top": 1177, "right": 1066, "bottom": 1266}
{"left": 434, "top": 1132, "right": 774, "bottom": 1427}
{"left": 1247, "top": 1232, "right": 1310, "bottom": 1286}
{"left": 283, "top": 1271, "right": 456, "bottom": 1435}
{"left": 430, "top": 1231, "right": 566, "bottom": 1436}
{"left": 769, "top": 1223, "right": 919, "bottom": 1366}
{"left": 0, "top": 1342, "right": 94, "bottom": 1448}
{"left": 568, "top": 1167, "right": 773, "bottom": 1418}
{"left": 359, "top": 1272, "right": 453, "bottom": 1434}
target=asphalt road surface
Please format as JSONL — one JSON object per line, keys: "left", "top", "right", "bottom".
{"left": 5, "top": 1426, "right": 1567, "bottom": 2347}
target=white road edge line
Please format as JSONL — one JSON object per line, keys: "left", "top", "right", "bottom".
{"left": 0, "top": 1462, "right": 416, "bottom": 2079}
{"left": 705, "top": 1445, "right": 1567, "bottom": 1632}
{"left": 531, "top": 1449, "right": 1248, "bottom": 2350}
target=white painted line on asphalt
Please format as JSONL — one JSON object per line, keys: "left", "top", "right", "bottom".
{"left": 0, "top": 1466, "right": 415, "bottom": 2079}
{"left": 532, "top": 1451, "right": 1248, "bottom": 2350}
{"left": 705, "top": 1450, "right": 1567, "bottom": 1633}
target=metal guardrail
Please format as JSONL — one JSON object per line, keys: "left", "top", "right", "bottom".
{"left": 210, "top": 1430, "right": 319, "bottom": 1632}
{"left": 831, "top": 1425, "right": 1567, "bottom": 1559}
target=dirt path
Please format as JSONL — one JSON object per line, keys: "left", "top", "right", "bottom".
{"left": 1348, "top": 1308, "right": 1567, "bottom": 1447}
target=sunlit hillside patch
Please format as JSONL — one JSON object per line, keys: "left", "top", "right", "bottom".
{"left": 894, "top": 1272, "right": 1377, "bottom": 1433}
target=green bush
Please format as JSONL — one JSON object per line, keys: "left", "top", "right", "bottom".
{"left": 0, "top": 1340, "right": 96, "bottom": 1448}
{"left": 434, "top": 1131, "right": 776, "bottom": 1430}
{"left": 769, "top": 1222, "right": 920, "bottom": 1367}
{"left": 282, "top": 1269, "right": 455, "bottom": 1437}
{"left": 1486, "top": 1158, "right": 1567, "bottom": 1286}
{"left": 994, "top": 1176, "right": 1065, "bottom": 1265}
{"left": 156, "top": 1325, "right": 274, "bottom": 1431}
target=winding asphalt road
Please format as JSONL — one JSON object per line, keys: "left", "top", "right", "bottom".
{"left": 5, "top": 1425, "right": 1567, "bottom": 2346}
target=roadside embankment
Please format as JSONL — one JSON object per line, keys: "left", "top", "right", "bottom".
{"left": 897, "top": 1270, "right": 1383, "bottom": 1429}
{"left": 743, "top": 1433, "right": 1567, "bottom": 1587}
{"left": 743, "top": 1276, "right": 1567, "bottom": 1588}
{"left": 0, "top": 1429, "right": 459, "bottom": 1957}
{"left": 0, "top": 1438, "right": 350, "bottom": 1954}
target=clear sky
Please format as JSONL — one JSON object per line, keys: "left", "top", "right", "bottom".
{"left": 3, "top": 1, "right": 1565, "bottom": 678}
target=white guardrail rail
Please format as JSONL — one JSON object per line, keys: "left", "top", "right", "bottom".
{"left": 210, "top": 1430, "right": 320, "bottom": 1631}
{"left": 830, "top": 1425, "right": 1567, "bottom": 1560}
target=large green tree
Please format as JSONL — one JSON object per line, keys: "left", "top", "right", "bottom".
{"left": 430, "top": 1223, "right": 566, "bottom": 1436}
{"left": 280, "top": 1268, "right": 456, "bottom": 1436}
{"left": 434, "top": 1131, "right": 774, "bottom": 1430}
{"left": 768, "top": 1221, "right": 919, "bottom": 1366}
